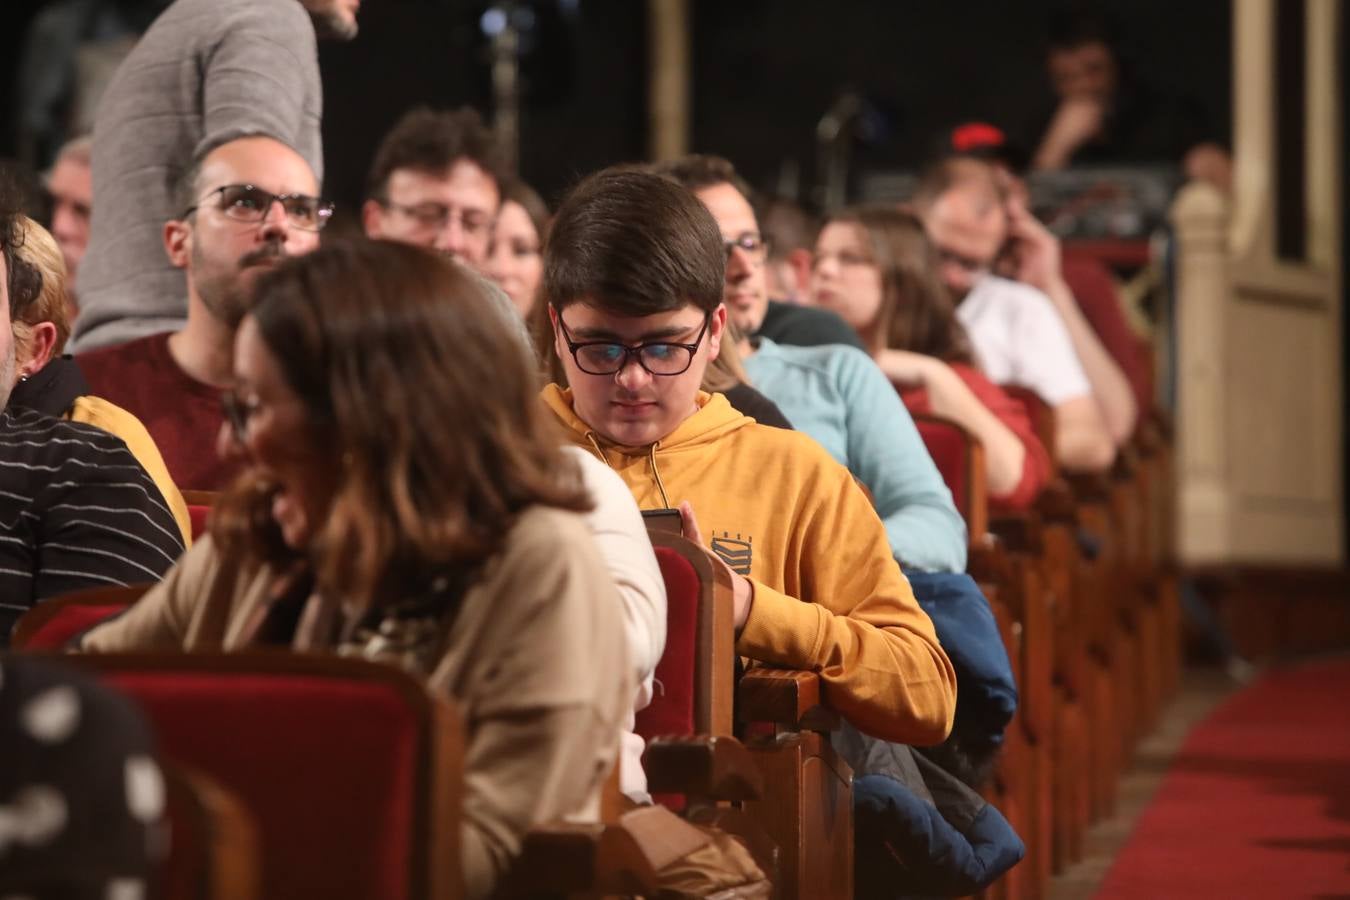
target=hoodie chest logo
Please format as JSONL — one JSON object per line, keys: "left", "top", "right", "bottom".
{"left": 711, "top": 532, "right": 752, "bottom": 576}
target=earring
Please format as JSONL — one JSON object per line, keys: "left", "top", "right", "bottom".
{"left": 18, "top": 373, "right": 30, "bottom": 382}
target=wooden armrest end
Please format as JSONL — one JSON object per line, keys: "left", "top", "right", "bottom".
{"left": 644, "top": 734, "right": 764, "bottom": 801}
{"left": 989, "top": 513, "right": 1044, "bottom": 555}
{"left": 737, "top": 669, "right": 839, "bottom": 731}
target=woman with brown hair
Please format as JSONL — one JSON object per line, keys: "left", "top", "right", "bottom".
{"left": 485, "top": 177, "right": 549, "bottom": 316}
{"left": 810, "top": 205, "right": 1050, "bottom": 510}
{"left": 81, "top": 239, "right": 632, "bottom": 900}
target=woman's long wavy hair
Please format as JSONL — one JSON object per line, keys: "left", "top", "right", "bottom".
{"left": 828, "top": 205, "right": 975, "bottom": 365}
{"left": 211, "top": 239, "right": 591, "bottom": 611}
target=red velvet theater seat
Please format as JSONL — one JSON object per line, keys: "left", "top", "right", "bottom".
{"left": 67, "top": 653, "right": 461, "bottom": 900}
{"left": 911, "top": 412, "right": 988, "bottom": 539}
{"left": 10, "top": 584, "right": 149, "bottom": 649}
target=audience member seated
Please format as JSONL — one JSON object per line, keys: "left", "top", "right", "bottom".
{"left": 947, "top": 125, "right": 1155, "bottom": 412}
{"left": 44, "top": 136, "right": 92, "bottom": 321}
{"left": 811, "top": 205, "right": 1052, "bottom": 511}
{"left": 1024, "top": 7, "right": 1231, "bottom": 191}
{"left": 913, "top": 156, "right": 1122, "bottom": 470}
{"left": 362, "top": 107, "right": 504, "bottom": 270}
{"left": 538, "top": 166, "right": 956, "bottom": 748}
{"left": 73, "top": 0, "right": 358, "bottom": 351}
{"left": 7, "top": 216, "right": 192, "bottom": 544}
{"left": 758, "top": 194, "right": 816, "bottom": 305}
{"left": 657, "top": 154, "right": 967, "bottom": 573}
{"left": 485, "top": 177, "right": 548, "bottom": 317}
{"left": 702, "top": 319, "right": 795, "bottom": 429}
{"left": 80, "top": 239, "right": 631, "bottom": 900}
{"left": 78, "top": 136, "right": 327, "bottom": 490}
{"left": 0, "top": 188, "right": 183, "bottom": 640}
{"left": 655, "top": 155, "right": 864, "bottom": 351}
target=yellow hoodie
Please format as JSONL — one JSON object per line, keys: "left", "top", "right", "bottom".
{"left": 541, "top": 385, "right": 956, "bottom": 746}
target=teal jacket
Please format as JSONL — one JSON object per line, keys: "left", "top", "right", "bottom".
{"left": 743, "top": 338, "right": 967, "bottom": 573}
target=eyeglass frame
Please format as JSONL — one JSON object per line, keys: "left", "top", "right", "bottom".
{"left": 555, "top": 309, "right": 713, "bottom": 377}
{"left": 374, "top": 197, "right": 494, "bottom": 238}
{"left": 723, "top": 233, "right": 770, "bottom": 262}
{"left": 182, "top": 184, "right": 335, "bottom": 232}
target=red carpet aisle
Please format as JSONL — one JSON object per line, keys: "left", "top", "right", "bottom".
{"left": 1095, "top": 658, "right": 1350, "bottom": 899}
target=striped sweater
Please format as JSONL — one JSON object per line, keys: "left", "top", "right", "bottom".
{"left": 0, "top": 408, "right": 185, "bottom": 642}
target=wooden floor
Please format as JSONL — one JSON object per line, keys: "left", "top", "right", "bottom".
{"left": 1046, "top": 667, "right": 1243, "bottom": 900}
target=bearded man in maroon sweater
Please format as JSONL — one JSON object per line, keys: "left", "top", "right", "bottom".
{"left": 78, "top": 136, "right": 327, "bottom": 489}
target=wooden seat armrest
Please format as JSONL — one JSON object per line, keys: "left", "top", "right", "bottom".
{"left": 737, "top": 669, "right": 840, "bottom": 731}
{"left": 1035, "top": 479, "right": 1081, "bottom": 523}
{"left": 968, "top": 533, "right": 1012, "bottom": 584}
{"left": 989, "top": 512, "right": 1044, "bottom": 555}
{"left": 1063, "top": 471, "right": 1113, "bottom": 502}
{"left": 643, "top": 734, "right": 764, "bottom": 802}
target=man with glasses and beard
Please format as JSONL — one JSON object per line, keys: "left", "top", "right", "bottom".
{"left": 71, "top": 0, "right": 360, "bottom": 352}
{"left": 77, "top": 137, "right": 328, "bottom": 489}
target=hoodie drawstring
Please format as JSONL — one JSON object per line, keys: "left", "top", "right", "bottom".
{"left": 584, "top": 430, "right": 673, "bottom": 509}
{"left": 646, "top": 443, "right": 672, "bottom": 509}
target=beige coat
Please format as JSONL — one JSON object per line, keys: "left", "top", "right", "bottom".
{"left": 83, "top": 505, "right": 632, "bottom": 900}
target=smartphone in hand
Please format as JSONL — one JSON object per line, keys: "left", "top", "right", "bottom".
{"left": 641, "top": 507, "right": 683, "bottom": 535}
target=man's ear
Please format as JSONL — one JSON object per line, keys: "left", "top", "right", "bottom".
{"left": 361, "top": 199, "right": 385, "bottom": 239}
{"left": 164, "top": 219, "right": 192, "bottom": 269}
{"left": 20, "top": 321, "right": 60, "bottom": 374}
{"left": 706, "top": 304, "right": 727, "bottom": 359}
{"left": 786, "top": 248, "right": 813, "bottom": 296}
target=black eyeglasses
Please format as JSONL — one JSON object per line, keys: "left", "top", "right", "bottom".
{"left": 219, "top": 390, "right": 256, "bottom": 443}
{"left": 557, "top": 312, "right": 711, "bottom": 377}
{"left": 723, "top": 233, "right": 769, "bottom": 261}
{"left": 184, "top": 184, "right": 334, "bottom": 231}
{"left": 936, "top": 246, "right": 991, "bottom": 277}
{"left": 376, "top": 198, "right": 491, "bottom": 238}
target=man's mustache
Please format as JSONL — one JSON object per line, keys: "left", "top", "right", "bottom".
{"left": 239, "top": 243, "right": 287, "bottom": 267}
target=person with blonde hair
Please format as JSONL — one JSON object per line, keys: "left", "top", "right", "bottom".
{"left": 7, "top": 216, "right": 191, "bottom": 543}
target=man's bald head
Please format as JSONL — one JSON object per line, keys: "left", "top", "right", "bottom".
{"left": 912, "top": 158, "right": 1009, "bottom": 301}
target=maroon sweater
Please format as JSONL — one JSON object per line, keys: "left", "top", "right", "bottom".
{"left": 77, "top": 332, "right": 241, "bottom": 490}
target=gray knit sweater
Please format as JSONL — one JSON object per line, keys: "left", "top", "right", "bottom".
{"left": 73, "top": 0, "right": 323, "bottom": 351}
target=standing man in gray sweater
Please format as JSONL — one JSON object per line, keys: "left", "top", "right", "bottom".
{"left": 72, "top": 0, "right": 360, "bottom": 351}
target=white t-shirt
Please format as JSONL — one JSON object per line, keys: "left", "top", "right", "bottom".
{"left": 566, "top": 447, "right": 667, "bottom": 803}
{"left": 956, "top": 275, "right": 1092, "bottom": 406}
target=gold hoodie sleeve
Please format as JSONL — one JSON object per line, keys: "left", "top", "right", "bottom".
{"left": 735, "top": 473, "right": 957, "bottom": 746}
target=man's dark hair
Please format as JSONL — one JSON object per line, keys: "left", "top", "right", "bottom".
{"left": 365, "top": 107, "right": 505, "bottom": 200}
{"left": 650, "top": 154, "right": 754, "bottom": 204}
{"left": 0, "top": 169, "right": 43, "bottom": 322}
{"left": 1047, "top": 5, "right": 1118, "bottom": 52}
{"left": 543, "top": 166, "right": 724, "bottom": 316}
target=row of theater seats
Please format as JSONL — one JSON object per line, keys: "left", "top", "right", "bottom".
{"left": 13, "top": 390, "right": 1180, "bottom": 899}
{"left": 919, "top": 386, "right": 1181, "bottom": 900}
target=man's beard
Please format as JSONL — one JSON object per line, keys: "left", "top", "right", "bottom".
{"left": 194, "top": 244, "right": 286, "bottom": 328}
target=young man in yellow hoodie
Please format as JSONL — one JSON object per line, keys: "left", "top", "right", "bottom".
{"left": 538, "top": 166, "right": 956, "bottom": 747}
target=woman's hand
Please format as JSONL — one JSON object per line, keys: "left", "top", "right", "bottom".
{"left": 678, "top": 500, "right": 754, "bottom": 631}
